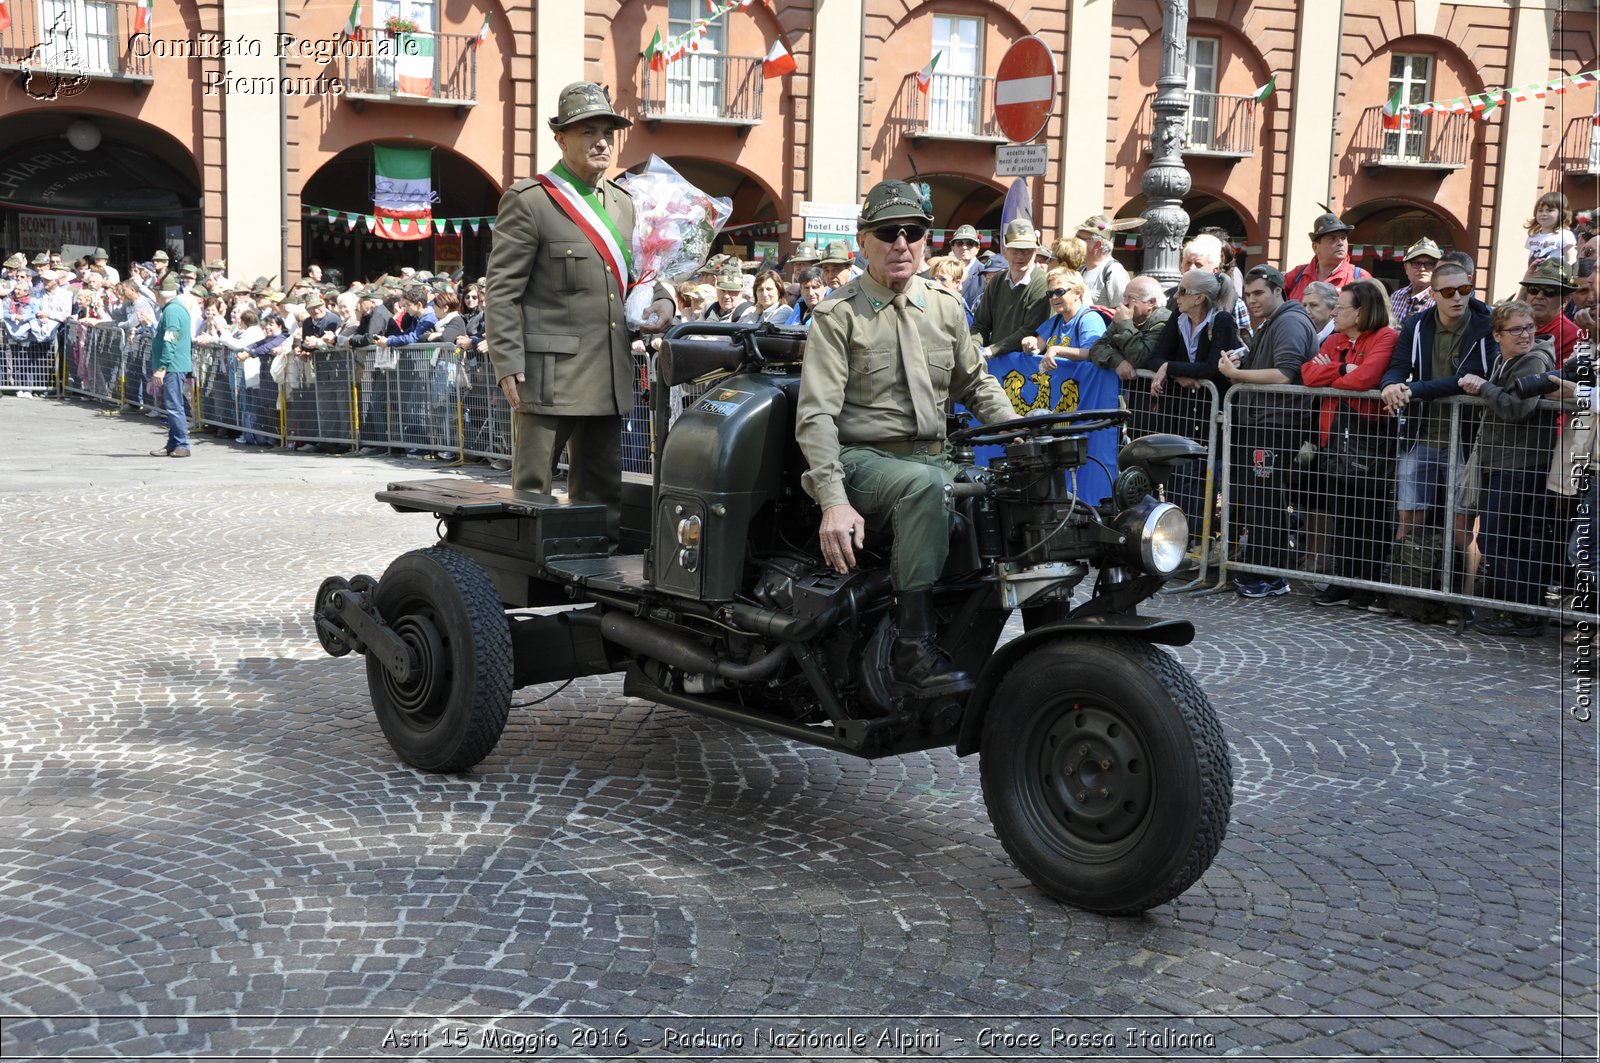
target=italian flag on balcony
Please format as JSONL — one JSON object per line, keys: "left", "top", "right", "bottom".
{"left": 395, "top": 31, "right": 434, "bottom": 95}
{"left": 1246, "top": 75, "right": 1275, "bottom": 113}
{"left": 0, "top": 0, "right": 11, "bottom": 33}
{"left": 372, "top": 145, "right": 435, "bottom": 241}
{"left": 1381, "top": 86, "right": 1409, "bottom": 130}
{"left": 915, "top": 51, "right": 941, "bottom": 94}
{"left": 342, "top": 0, "right": 361, "bottom": 39}
{"left": 763, "top": 39, "right": 795, "bottom": 79}
{"left": 645, "top": 26, "right": 667, "bottom": 72}
{"left": 134, "top": 0, "right": 151, "bottom": 34}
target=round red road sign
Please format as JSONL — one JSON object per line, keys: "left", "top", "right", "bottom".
{"left": 994, "top": 36, "right": 1058, "bottom": 144}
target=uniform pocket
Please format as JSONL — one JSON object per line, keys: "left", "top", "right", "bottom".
{"left": 524, "top": 332, "right": 581, "bottom": 405}
{"left": 924, "top": 342, "right": 955, "bottom": 391}
{"left": 548, "top": 242, "right": 590, "bottom": 294}
{"left": 845, "top": 346, "right": 894, "bottom": 406}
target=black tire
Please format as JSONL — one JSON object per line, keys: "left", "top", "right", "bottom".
{"left": 367, "top": 547, "right": 513, "bottom": 773}
{"left": 979, "top": 637, "right": 1232, "bottom": 914}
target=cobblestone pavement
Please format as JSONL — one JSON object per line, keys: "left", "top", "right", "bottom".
{"left": 1, "top": 396, "right": 1596, "bottom": 1061}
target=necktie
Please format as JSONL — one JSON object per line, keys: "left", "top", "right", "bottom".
{"left": 893, "top": 293, "right": 943, "bottom": 438}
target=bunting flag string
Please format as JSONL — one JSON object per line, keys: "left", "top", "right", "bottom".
{"left": 302, "top": 203, "right": 497, "bottom": 239}
{"left": 652, "top": 0, "right": 755, "bottom": 66}
{"left": 1399, "top": 67, "right": 1599, "bottom": 122}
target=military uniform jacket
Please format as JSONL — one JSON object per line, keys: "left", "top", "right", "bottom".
{"left": 485, "top": 174, "right": 640, "bottom": 416}
{"left": 796, "top": 272, "right": 1013, "bottom": 511}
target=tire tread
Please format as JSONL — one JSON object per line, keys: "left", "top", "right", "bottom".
{"left": 981, "top": 636, "right": 1232, "bottom": 914}
{"left": 369, "top": 546, "right": 513, "bottom": 773}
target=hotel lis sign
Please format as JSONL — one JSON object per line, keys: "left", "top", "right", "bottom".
{"left": 993, "top": 35, "right": 1057, "bottom": 177}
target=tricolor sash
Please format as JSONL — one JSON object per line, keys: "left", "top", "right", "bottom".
{"left": 535, "top": 169, "right": 632, "bottom": 296}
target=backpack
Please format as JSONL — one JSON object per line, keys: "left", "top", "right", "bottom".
{"left": 1388, "top": 526, "right": 1453, "bottom": 624}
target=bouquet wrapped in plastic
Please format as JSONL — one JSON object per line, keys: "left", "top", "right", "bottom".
{"left": 617, "top": 155, "right": 732, "bottom": 329}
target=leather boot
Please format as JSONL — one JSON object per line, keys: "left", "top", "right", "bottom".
{"left": 892, "top": 590, "right": 974, "bottom": 698}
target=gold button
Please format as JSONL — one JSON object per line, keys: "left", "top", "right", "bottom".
{"left": 608, "top": 293, "right": 614, "bottom": 301}
{"left": 610, "top": 322, "right": 616, "bottom": 330}
{"left": 565, "top": 249, "right": 572, "bottom": 256}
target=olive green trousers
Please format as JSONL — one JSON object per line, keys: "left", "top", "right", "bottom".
{"left": 840, "top": 444, "right": 959, "bottom": 591}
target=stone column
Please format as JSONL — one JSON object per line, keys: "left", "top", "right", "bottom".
{"left": 1488, "top": 3, "right": 1554, "bottom": 300}
{"left": 1140, "top": 0, "right": 1191, "bottom": 287}
{"left": 808, "top": 0, "right": 864, "bottom": 209}
{"left": 219, "top": 2, "right": 282, "bottom": 282}
{"left": 535, "top": 4, "right": 587, "bottom": 174}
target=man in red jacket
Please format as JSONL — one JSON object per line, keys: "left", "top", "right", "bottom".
{"left": 1285, "top": 213, "right": 1369, "bottom": 302}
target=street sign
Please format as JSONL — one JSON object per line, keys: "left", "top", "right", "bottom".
{"left": 994, "top": 36, "right": 1057, "bottom": 144}
{"left": 996, "top": 143, "right": 1048, "bottom": 177}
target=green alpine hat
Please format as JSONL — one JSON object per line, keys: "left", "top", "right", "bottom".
{"left": 548, "top": 81, "right": 632, "bottom": 132}
{"left": 1521, "top": 259, "right": 1579, "bottom": 292}
{"left": 859, "top": 179, "right": 934, "bottom": 227}
{"left": 817, "top": 240, "right": 855, "bottom": 266}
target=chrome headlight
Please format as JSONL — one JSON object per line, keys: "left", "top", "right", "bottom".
{"left": 1117, "top": 499, "right": 1188, "bottom": 575}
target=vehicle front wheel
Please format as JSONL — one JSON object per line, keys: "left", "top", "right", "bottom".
{"left": 979, "top": 637, "right": 1232, "bottom": 914}
{"left": 367, "top": 547, "right": 513, "bottom": 773}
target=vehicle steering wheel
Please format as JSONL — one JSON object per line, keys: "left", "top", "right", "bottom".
{"left": 947, "top": 408, "right": 1130, "bottom": 448}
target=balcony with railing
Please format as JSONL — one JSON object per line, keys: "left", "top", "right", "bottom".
{"left": 639, "top": 53, "right": 763, "bottom": 132}
{"left": 1555, "top": 115, "right": 1600, "bottom": 178}
{"left": 1135, "top": 91, "right": 1258, "bottom": 160}
{"left": 1349, "top": 106, "right": 1471, "bottom": 172}
{"left": 340, "top": 29, "right": 478, "bottom": 115}
{"left": 0, "top": 0, "right": 153, "bottom": 88}
{"left": 900, "top": 73, "right": 1005, "bottom": 143}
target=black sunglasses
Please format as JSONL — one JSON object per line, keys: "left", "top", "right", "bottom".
{"left": 1045, "top": 287, "right": 1069, "bottom": 298}
{"left": 870, "top": 224, "right": 928, "bottom": 244}
{"left": 1522, "top": 285, "right": 1562, "bottom": 297}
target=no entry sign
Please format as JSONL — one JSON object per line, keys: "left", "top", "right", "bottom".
{"left": 994, "top": 36, "right": 1057, "bottom": 144}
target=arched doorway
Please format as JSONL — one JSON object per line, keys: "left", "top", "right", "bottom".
{"left": 0, "top": 111, "right": 200, "bottom": 265}
{"left": 922, "top": 174, "right": 1004, "bottom": 250}
{"left": 636, "top": 157, "right": 780, "bottom": 266}
{"left": 300, "top": 144, "right": 501, "bottom": 285}
{"left": 1345, "top": 200, "right": 1465, "bottom": 288}
{"left": 1114, "top": 192, "right": 1256, "bottom": 273}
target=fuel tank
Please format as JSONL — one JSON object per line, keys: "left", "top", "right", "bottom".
{"left": 653, "top": 371, "right": 799, "bottom": 600}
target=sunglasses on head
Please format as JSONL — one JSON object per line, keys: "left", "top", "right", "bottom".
{"left": 870, "top": 224, "right": 928, "bottom": 244}
{"left": 1432, "top": 283, "right": 1473, "bottom": 298}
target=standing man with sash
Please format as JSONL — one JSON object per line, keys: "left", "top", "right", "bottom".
{"left": 486, "top": 81, "right": 675, "bottom": 538}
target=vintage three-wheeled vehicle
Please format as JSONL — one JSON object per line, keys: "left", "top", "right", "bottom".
{"left": 314, "top": 322, "right": 1232, "bottom": 913}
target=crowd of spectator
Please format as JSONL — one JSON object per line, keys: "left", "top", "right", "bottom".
{"left": 4, "top": 192, "right": 1598, "bottom": 645}
{"left": 1, "top": 247, "right": 497, "bottom": 462}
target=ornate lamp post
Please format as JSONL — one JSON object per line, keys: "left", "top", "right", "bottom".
{"left": 1140, "top": 0, "right": 1193, "bottom": 287}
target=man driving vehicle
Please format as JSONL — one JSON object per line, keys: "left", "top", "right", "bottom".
{"left": 795, "top": 180, "right": 1015, "bottom": 699}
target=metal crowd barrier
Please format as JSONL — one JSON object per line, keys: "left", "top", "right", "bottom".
{"left": 20, "top": 326, "right": 693, "bottom": 476}
{"left": 1214, "top": 381, "right": 1585, "bottom": 627}
{"left": 1127, "top": 369, "right": 1225, "bottom": 589}
{"left": 29, "top": 324, "right": 1597, "bottom": 632}
{"left": 1, "top": 327, "right": 63, "bottom": 395}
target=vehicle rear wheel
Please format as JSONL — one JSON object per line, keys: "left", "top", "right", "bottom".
{"left": 367, "top": 547, "right": 513, "bottom": 773}
{"left": 979, "top": 637, "right": 1231, "bottom": 914}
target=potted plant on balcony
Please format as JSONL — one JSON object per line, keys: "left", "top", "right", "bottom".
{"left": 384, "top": 15, "right": 420, "bottom": 35}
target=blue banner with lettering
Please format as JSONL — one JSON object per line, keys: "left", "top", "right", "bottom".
{"left": 968, "top": 353, "right": 1122, "bottom": 505}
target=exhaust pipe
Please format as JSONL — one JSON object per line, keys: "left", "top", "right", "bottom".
{"left": 597, "top": 611, "right": 791, "bottom": 681}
